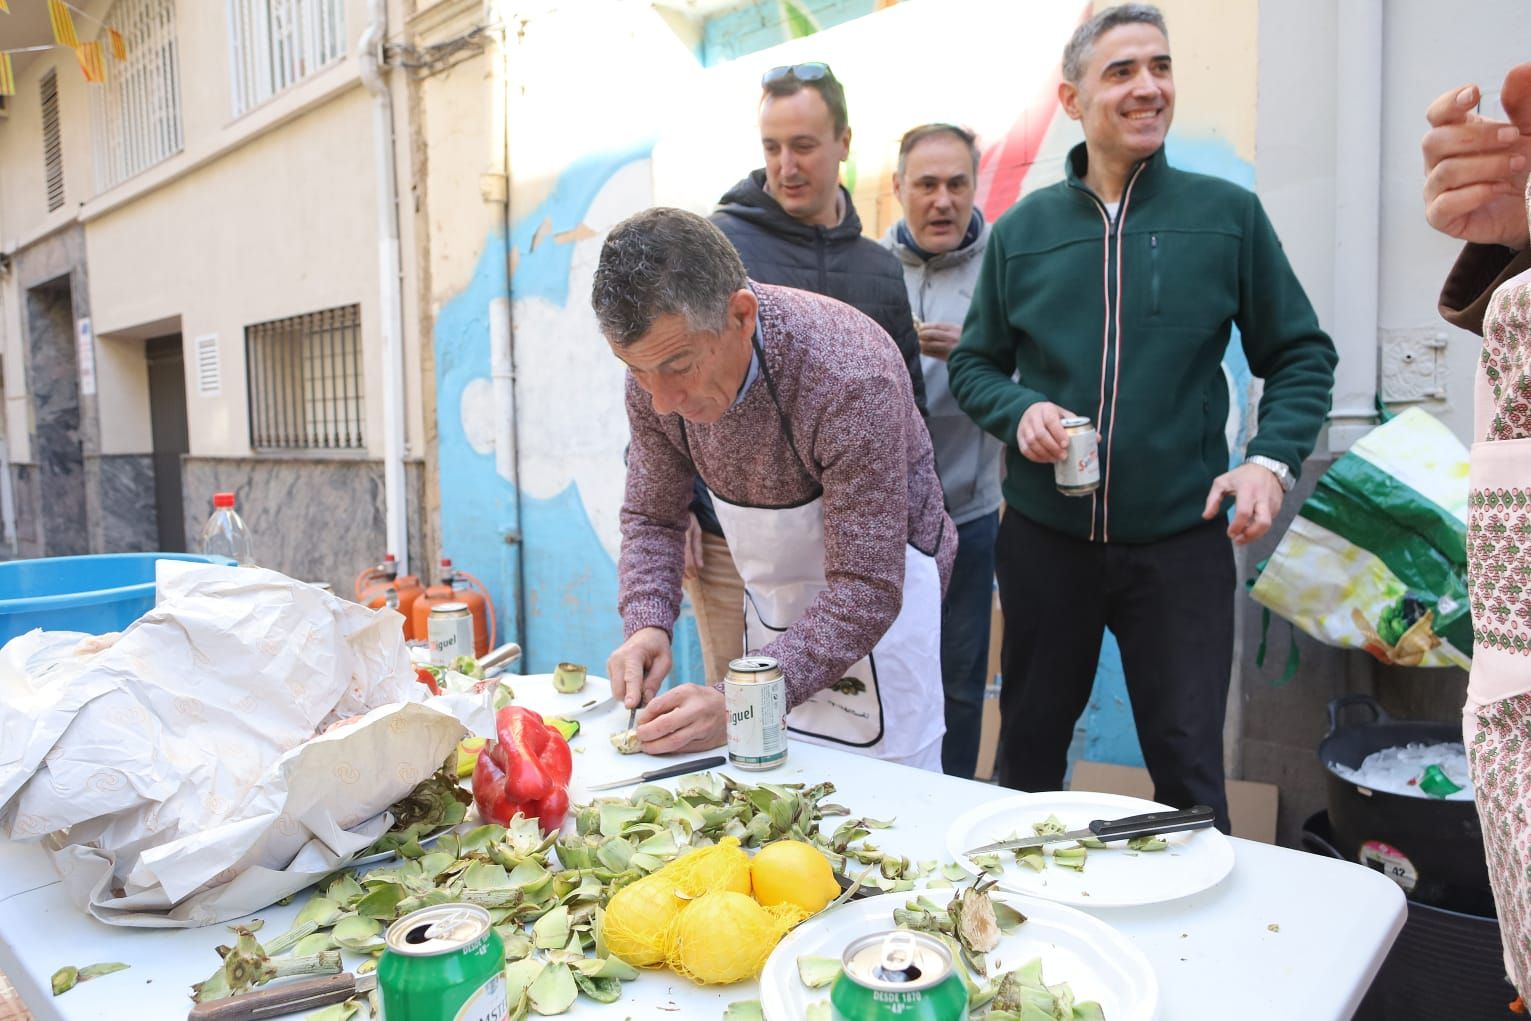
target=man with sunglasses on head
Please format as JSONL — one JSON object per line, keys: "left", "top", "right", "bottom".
{"left": 882, "top": 123, "right": 1002, "bottom": 780}
{"left": 676, "top": 61, "right": 930, "bottom": 697}
{"left": 711, "top": 61, "right": 925, "bottom": 408}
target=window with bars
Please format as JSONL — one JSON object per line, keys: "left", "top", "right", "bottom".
{"left": 92, "top": 0, "right": 184, "bottom": 191}
{"left": 245, "top": 305, "right": 365, "bottom": 452}
{"left": 226, "top": 0, "right": 346, "bottom": 117}
{"left": 41, "top": 70, "right": 64, "bottom": 212}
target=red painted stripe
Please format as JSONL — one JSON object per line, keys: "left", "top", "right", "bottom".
{"left": 977, "top": 68, "right": 1063, "bottom": 221}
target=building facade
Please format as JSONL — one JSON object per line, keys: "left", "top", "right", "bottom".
{"left": 0, "top": 0, "right": 427, "bottom": 586}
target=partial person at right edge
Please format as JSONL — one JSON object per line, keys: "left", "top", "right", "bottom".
{"left": 1427, "top": 66, "right": 1531, "bottom": 332}
{"left": 883, "top": 123, "right": 1003, "bottom": 779}
{"left": 947, "top": 3, "right": 1337, "bottom": 833}
{"left": 1422, "top": 61, "right": 1531, "bottom": 1012}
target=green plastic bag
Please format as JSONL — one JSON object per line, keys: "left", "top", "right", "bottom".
{"left": 1250, "top": 407, "right": 1470, "bottom": 669}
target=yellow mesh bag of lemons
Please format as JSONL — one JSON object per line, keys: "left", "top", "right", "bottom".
{"left": 601, "top": 836, "right": 842, "bottom": 984}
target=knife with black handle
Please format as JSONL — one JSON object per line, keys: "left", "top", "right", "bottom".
{"left": 965, "top": 804, "right": 1216, "bottom": 855}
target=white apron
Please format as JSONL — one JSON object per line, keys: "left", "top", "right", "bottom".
{"left": 697, "top": 339, "right": 945, "bottom": 770}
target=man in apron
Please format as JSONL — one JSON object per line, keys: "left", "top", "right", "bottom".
{"left": 593, "top": 207, "right": 956, "bottom": 770}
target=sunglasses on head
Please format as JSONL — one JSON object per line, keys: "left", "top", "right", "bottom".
{"left": 761, "top": 62, "right": 834, "bottom": 88}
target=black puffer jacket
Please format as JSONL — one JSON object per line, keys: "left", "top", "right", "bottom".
{"left": 711, "top": 170, "right": 926, "bottom": 415}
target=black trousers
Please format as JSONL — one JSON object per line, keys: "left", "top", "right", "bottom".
{"left": 994, "top": 509, "right": 1236, "bottom": 833}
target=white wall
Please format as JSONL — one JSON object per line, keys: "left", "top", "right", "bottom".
{"left": 86, "top": 84, "right": 382, "bottom": 457}
{"left": 1378, "top": 0, "right": 1525, "bottom": 444}
{"left": 0, "top": 0, "right": 425, "bottom": 463}
{"left": 1259, "top": 0, "right": 1526, "bottom": 446}
{"left": 0, "top": 46, "right": 95, "bottom": 252}
{"left": 1255, "top": 0, "right": 1340, "bottom": 332}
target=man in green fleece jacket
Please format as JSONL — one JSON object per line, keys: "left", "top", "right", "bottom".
{"left": 947, "top": 3, "right": 1336, "bottom": 832}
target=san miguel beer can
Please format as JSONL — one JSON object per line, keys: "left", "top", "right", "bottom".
{"left": 832, "top": 930, "right": 968, "bottom": 1020}
{"left": 1055, "top": 416, "right": 1101, "bottom": 496}
{"left": 724, "top": 655, "right": 788, "bottom": 771}
{"left": 379, "top": 904, "right": 506, "bottom": 1021}
{"left": 427, "top": 602, "right": 474, "bottom": 666}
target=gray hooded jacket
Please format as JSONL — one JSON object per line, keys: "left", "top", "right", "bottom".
{"left": 882, "top": 219, "right": 1003, "bottom": 526}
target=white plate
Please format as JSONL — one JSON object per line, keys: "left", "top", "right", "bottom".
{"left": 499, "top": 673, "right": 614, "bottom": 719}
{"left": 945, "top": 791, "right": 1235, "bottom": 908}
{"left": 760, "top": 890, "right": 1158, "bottom": 1021}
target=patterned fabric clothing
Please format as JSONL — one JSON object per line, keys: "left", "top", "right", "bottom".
{"left": 1470, "top": 693, "right": 1531, "bottom": 992}
{"left": 1463, "top": 176, "right": 1531, "bottom": 997}
{"left": 1482, "top": 263, "right": 1531, "bottom": 443}
{"left": 619, "top": 282, "right": 956, "bottom": 711}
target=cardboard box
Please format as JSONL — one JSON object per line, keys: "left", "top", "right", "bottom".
{"left": 1069, "top": 760, "right": 1279, "bottom": 844}
{"left": 975, "top": 683, "right": 1002, "bottom": 781}
{"left": 974, "top": 590, "right": 1005, "bottom": 781}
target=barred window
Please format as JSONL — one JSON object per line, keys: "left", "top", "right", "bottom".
{"left": 246, "top": 305, "right": 365, "bottom": 452}
{"left": 92, "top": 0, "right": 184, "bottom": 191}
{"left": 226, "top": 0, "right": 346, "bottom": 116}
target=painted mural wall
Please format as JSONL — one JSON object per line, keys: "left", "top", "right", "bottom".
{"left": 430, "top": 0, "right": 1262, "bottom": 770}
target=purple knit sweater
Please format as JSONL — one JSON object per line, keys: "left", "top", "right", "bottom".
{"left": 618, "top": 283, "right": 956, "bottom": 708}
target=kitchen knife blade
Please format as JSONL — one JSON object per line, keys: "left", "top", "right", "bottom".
{"left": 586, "top": 755, "right": 727, "bottom": 792}
{"left": 965, "top": 804, "right": 1215, "bottom": 855}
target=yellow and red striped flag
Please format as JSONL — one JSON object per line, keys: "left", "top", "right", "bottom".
{"left": 109, "top": 28, "right": 125, "bottom": 61}
{"left": 0, "top": 54, "right": 15, "bottom": 97}
{"left": 48, "top": 0, "right": 79, "bottom": 47}
{"left": 76, "top": 41, "right": 105, "bottom": 84}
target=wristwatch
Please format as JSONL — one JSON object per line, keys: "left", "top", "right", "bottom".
{"left": 1246, "top": 455, "right": 1295, "bottom": 493}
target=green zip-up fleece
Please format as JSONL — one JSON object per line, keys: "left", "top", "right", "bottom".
{"left": 948, "top": 143, "right": 1337, "bottom": 544}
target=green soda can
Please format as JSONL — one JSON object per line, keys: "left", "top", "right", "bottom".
{"left": 379, "top": 903, "right": 506, "bottom": 1020}
{"left": 831, "top": 930, "right": 968, "bottom": 1020}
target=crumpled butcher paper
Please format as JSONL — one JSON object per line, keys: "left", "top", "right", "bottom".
{"left": 0, "top": 562, "right": 473, "bottom": 926}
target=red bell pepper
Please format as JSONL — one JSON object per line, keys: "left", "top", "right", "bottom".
{"left": 415, "top": 666, "right": 442, "bottom": 696}
{"left": 472, "top": 706, "right": 572, "bottom": 833}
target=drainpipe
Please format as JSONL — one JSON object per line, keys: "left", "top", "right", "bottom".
{"left": 1326, "top": 0, "right": 1383, "bottom": 454}
{"left": 359, "top": 0, "right": 410, "bottom": 574}
{"left": 486, "top": 4, "right": 528, "bottom": 656}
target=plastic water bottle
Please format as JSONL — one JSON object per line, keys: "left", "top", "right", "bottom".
{"left": 199, "top": 492, "right": 256, "bottom": 565}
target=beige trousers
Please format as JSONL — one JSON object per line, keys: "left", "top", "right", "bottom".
{"left": 682, "top": 531, "right": 747, "bottom": 684}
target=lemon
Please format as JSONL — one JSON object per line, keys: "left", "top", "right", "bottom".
{"left": 667, "top": 835, "right": 752, "bottom": 899}
{"left": 668, "top": 891, "right": 803, "bottom": 984}
{"left": 749, "top": 840, "right": 840, "bottom": 913}
{"left": 603, "top": 872, "right": 686, "bottom": 967}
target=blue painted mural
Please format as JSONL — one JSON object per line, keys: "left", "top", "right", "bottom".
{"left": 435, "top": 145, "right": 700, "bottom": 680}
{"left": 701, "top": 0, "right": 900, "bottom": 66}
{"left": 428, "top": 2, "right": 1264, "bottom": 777}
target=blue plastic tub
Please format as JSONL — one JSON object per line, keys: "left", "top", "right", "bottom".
{"left": 0, "top": 552, "right": 236, "bottom": 645}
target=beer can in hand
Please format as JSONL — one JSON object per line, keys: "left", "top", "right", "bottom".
{"left": 1055, "top": 416, "right": 1100, "bottom": 496}
{"left": 725, "top": 656, "right": 788, "bottom": 771}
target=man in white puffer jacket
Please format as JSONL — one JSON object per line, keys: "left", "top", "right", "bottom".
{"left": 882, "top": 123, "right": 1004, "bottom": 779}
